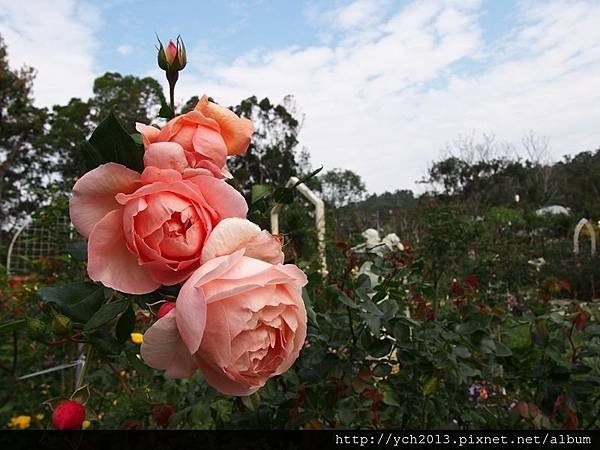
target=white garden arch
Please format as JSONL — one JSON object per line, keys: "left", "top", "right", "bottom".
{"left": 270, "top": 176, "right": 327, "bottom": 275}
{"left": 573, "top": 218, "right": 596, "bottom": 256}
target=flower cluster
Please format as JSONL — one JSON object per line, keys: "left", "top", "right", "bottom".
{"left": 69, "top": 98, "right": 308, "bottom": 396}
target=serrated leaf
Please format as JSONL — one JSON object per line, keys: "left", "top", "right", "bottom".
{"left": 38, "top": 282, "right": 105, "bottom": 323}
{"left": 84, "top": 300, "right": 129, "bottom": 331}
{"left": 302, "top": 288, "right": 318, "bottom": 328}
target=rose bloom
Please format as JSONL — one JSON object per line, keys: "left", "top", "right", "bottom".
{"left": 69, "top": 164, "right": 247, "bottom": 294}
{"left": 136, "top": 95, "right": 253, "bottom": 177}
{"left": 141, "top": 218, "right": 307, "bottom": 396}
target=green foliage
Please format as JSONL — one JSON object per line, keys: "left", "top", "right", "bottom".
{"left": 81, "top": 112, "right": 144, "bottom": 172}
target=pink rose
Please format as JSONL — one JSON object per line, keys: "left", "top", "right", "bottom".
{"left": 140, "top": 218, "right": 307, "bottom": 395}
{"left": 69, "top": 163, "right": 248, "bottom": 294}
{"left": 136, "top": 95, "right": 253, "bottom": 176}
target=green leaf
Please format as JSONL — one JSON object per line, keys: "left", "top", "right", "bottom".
{"left": 251, "top": 184, "right": 270, "bottom": 204}
{"left": 494, "top": 342, "right": 513, "bottom": 357}
{"left": 274, "top": 187, "right": 294, "bottom": 204}
{"left": 130, "top": 133, "right": 143, "bottom": 145}
{"left": 0, "top": 319, "right": 26, "bottom": 335}
{"left": 452, "top": 345, "right": 471, "bottom": 359}
{"left": 38, "top": 282, "right": 105, "bottom": 323}
{"left": 293, "top": 166, "right": 323, "bottom": 188}
{"left": 455, "top": 321, "right": 481, "bottom": 335}
{"left": 338, "top": 292, "right": 358, "bottom": 309}
{"left": 84, "top": 300, "right": 129, "bottom": 331}
{"left": 158, "top": 102, "right": 174, "bottom": 120}
{"left": 423, "top": 376, "right": 438, "bottom": 396}
{"left": 82, "top": 112, "right": 144, "bottom": 172}
{"left": 116, "top": 305, "right": 136, "bottom": 343}
{"left": 241, "top": 392, "right": 260, "bottom": 412}
{"left": 67, "top": 241, "right": 87, "bottom": 261}
{"left": 369, "top": 339, "right": 392, "bottom": 358}
{"left": 380, "top": 383, "right": 400, "bottom": 406}
{"left": 125, "top": 350, "right": 150, "bottom": 377}
{"left": 302, "top": 288, "right": 318, "bottom": 328}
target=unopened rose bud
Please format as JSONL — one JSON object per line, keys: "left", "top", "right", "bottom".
{"left": 52, "top": 314, "right": 72, "bottom": 335}
{"left": 157, "top": 302, "right": 176, "bottom": 319}
{"left": 52, "top": 400, "right": 85, "bottom": 430}
{"left": 157, "top": 35, "right": 186, "bottom": 72}
{"left": 165, "top": 41, "right": 177, "bottom": 65}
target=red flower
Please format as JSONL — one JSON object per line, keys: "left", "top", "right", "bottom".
{"left": 52, "top": 400, "right": 85, "bottom": 430}
{"left": 152, "top": 404, "right": 175, "bottom": 428}
{"left": 465, "top": 275, "right": 478, "bottom": 288}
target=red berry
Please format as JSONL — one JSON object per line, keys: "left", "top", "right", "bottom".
{"left": 157, "top": 302, "right": 176, "bottom": 319}
{"left": 52, "top": 400, "right": 85, "bottom": 430}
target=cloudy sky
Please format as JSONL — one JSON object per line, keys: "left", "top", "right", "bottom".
{"left": 1, "top": 0, "right": 599, "bottom": 193}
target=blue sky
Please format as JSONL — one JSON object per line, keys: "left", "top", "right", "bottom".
{"left": 1, "top": 0, "right": 600, "bottom": 193}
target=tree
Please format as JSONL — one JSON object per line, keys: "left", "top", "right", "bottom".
{"left": 0, "top": 35, "right": 48, "bottom": 229}
{"left": 319, "top": 168, "right": 366, "bottom": 208}
{"left": 229, "top": 95, "right": 304, "bottom": 196}
{"left": 89, "top": 72, "right": 165, "bottom": 133}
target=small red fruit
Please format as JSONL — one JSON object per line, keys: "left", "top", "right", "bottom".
{"left": 52, "top": 400, "right": 85, "bottom": 430}
{"left": 157, "top": 302, "right": 176, "bottom": 319}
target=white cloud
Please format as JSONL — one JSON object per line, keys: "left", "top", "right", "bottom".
{"left": 116, "top": 44, "right": 133, "bottom": 56}
{"left": 178, "top": 0, "right": 600, "bottom": 193}
{"left": 0, "top": 0, "right": 99, "bottom": 107}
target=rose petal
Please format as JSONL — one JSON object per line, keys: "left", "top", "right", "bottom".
{"left": 197, "top": 95, "right": 254, "bottom": 156}
{"left": 140, "top": 310, "right": 198, "bottom": 378}
{"left": 200, "top": 218, "right": 261, "bottom": 263}
{"left": 135, "top": 123, "right": 160, "bottom": 148}
{"left": 69, "top": 163, "right": 140, "bottom": 237}
{"left": 87, "top": 209, "right": 160, "bottom": 294}
{"left": 144, "top": 142, "right": 189, "bottom": 172}
{"left": 187, "top": 176, "right": 248, "bottom": 219}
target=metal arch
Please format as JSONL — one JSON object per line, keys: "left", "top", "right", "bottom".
{"left": 574, "top": 218, "right": 596, "bottom": 256}
{"left": 270, "top": 176, "right": 327, "bottom": 275}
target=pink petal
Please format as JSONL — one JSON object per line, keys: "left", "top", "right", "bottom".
{"left": 135, "top": 123, "right": 161, "bottom": 148}
{"left": 144, "top": 142, "right": 189, "bottom": 172}
{"left": 187, "top": 176, "right": 248, "bottom": 219}
{"left": 192, "top": 125, "right": 227, "bottom": 167}
{"left": 175, "top": 270, "right": 208, "bottom": 354}
{"left": 69, "top": 163, "right": 140, "bottom": 237}
{"left": 196, "top": 95, "right": 254, "bottom": 156}
{"left": 195, "top": 357, "right": 259, "bottom": 396}
{"left": 200, "top": 218, "right": 262, "bottom": 263}
{"left": 140, "top": 310, "right": 198, "bottom": 378}
{"left": 87, "top": 209, "right": 160, "bottom": 294}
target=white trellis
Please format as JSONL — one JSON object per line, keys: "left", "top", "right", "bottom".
{"left": 6, "top": 215, "right": 85, "bottom": 385}
{"left": 270, "top": 176, "right": 327, "bottom": 275}
{"left": 573, "top": 218, "right": 596, "bottom": 256}
{"left": 6, "top": 215, "right": 73, "bottom": 276}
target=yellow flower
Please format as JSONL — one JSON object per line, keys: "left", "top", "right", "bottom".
{"left": 35, "top": 413, "right": 45, "bottom": 421}
{"left": 82, "top": 420, "right": 91, "bottom": 430}
{"left": 130, "top": 332, "right": 144, "bottom": 344}
{"left": 8, "top": 415, "right": 31, "bottom": 429}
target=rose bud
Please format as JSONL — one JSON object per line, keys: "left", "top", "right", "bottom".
{"left": 157, "top": 36, "right": 186, "bottom": 72}
{"left": 52, "top": 400, "right": 85, "bottom": 430}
